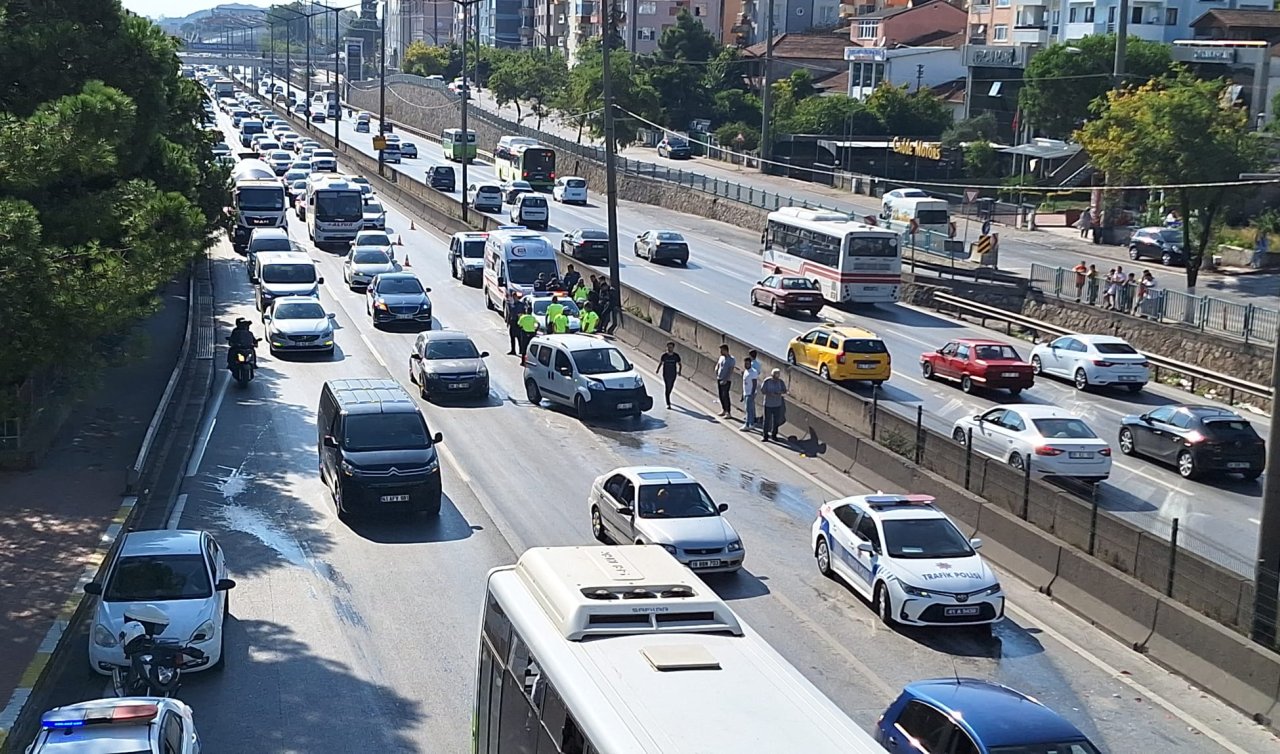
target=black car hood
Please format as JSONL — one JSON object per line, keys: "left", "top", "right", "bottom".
{"left": 377, "top": 292, "right": 430, "bottom": 307}
{"left": 423, "top": 358, "right": 484, "bottom": 375}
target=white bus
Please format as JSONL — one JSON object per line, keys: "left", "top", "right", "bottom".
{"left": 482, "top": 227, "right": 559, "bottom": 318}
{"left": 303, "top": 176, "right": 364, "bottom": 245}
{"left": 763, "top": 207, "right": 901, "bottom": 304}
{"left": 474, "top": 546, "right": 886, "bottom": 754}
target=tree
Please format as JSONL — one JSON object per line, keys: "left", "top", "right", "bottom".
{"left": 779, "top": 95, "right": 877, "bottom": 136}
{"left": 864, "top": 83, "right": 953, "bottom": 137}
{"left": 714, "top": 122, "right": 760, "bottom": 151}
{"left": 941, "top": 112, "right": 998, "bottom": 148}
{"left": 1077, "top": 73, "right": 1265, "bottom": 288}
{"left": 0, "top": 0, "right": 222, "bottom": 413}
{"left": 402, "top": 41, "right": 451, "bottom": 77}
{"left": 656, "top": 9, "right": 719, "bottom": 63}
{"left": 556, "top": 41, "right": 659, "bottom": 148}
{"left": 487, "top": 49, "right": 568, "bottom": 128}
{"left": 1020, "top": 35, "right": 1173, "bottom": 138}
{"left": 963, "top": 141, "right": 1000, "bottom": 179}
{"left": 712, "top": 89, "right": 761, "bottom": 128}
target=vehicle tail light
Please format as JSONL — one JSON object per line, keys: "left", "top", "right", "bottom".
{"left": 1099, "top": 447, "right": 1112, "bottom": 456}
{"left": 1035, "top": 446, "right": 1064, "bottom": 456}
{"left": 1184, "top": 431, "right": 1206, "bottom": 444}
{"left": 550, "top": 172, "right": 556, "bottom": 179}
{"left": 522, "top": 171, "right": 528, "bottom": 177}
{"left": 1092, "top": 360, "right": 1114, "bottom": 367}
{"left": 1138, "top": 361, "right": 1149, "bottom": 368}
{"left": 836, "top": 354, "right": 846, "bottom": 364}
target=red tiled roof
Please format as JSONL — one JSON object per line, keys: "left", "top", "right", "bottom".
{"left": 1191, "top": 9, "right": 1280, "bottom": 29}
{"left": 743, "top": 31, "right": 852, "bottom": 60}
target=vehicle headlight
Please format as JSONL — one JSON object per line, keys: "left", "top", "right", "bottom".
{"left": 477, "top": 366, "right": 488, "bottom": 377}
{"left": 658, "top": 544, "right": 677, "bottom": 555}
{"left": 425, "top": 456, "right": 440, "bottom": 474}
{"left": 726, "top": 540, "right": 743, "bottom": 552}
{"left": 93, "top": 623, "right": 118, "bottom": 648}
{"left": 982, "top": 582, "right": 1002, "bottom": 597}
{"left": 191, "top": 619, "right": 216, "bottom": 643}
{"left": 374, "top": 300, "right": 388, "bottom": 311}
{"left": 587, "top": 379, "right": 606, "bottom": 391}
{"left": 340, "top": 459, "right": 356, "bottom": 476}
{"left": 632, "top": 376, "right": 644, "bottom": 389}
{"left": 900, "top": 583, "right": 932, "bottom": 598}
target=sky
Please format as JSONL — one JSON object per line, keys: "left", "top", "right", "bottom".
{"left": 120, "top": 1, "right": 274, "bottom": 20}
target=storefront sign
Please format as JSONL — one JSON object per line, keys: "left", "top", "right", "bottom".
{"left": 1193, "top": 48, "right": 1236, "bottom": 63}
{"left": 845, "top": 47, "right": 887, "bottom": 62}
{"left": 891, "top": 137, "right": 942, "bottom": 161}
{"left": 965, "top": 45, "right": 1022, "bottom": 68}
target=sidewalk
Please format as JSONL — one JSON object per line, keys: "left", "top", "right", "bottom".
{"left": 0, "top": 280, "right": 187, "bottom": 729}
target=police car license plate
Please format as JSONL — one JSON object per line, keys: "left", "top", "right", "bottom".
{"left": 617, "top": 402, "right": 633, "bottom": 410}
{"left": 1227, "top": 462, "right": 1250, "bottom": 469}
{"left": 944, "top": 606, "right": 981, "bottom": 617}
{"left": 1069, "top": 451, "right": 1093, "bottom": 459}
{"left": 448, "top": 382, "right": 470, "bottom": 390}
{"left": 380, "top": 494, "right": 410, "bottom": 503}
{"left": 690, "top": 560, "right": 721, "bottom": 569}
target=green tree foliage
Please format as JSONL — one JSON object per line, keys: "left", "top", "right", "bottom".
{"left": 1020, "top": 35, "right": 1173, "bottom": 137}
{"left": 714, "top": 122, "right": 760, "bottom": 151}
{"left": 402, "top": 41, "right": 452, "bottom": 77}
{"left": 941, "top": 112, "right": 998, "bottom": 148}
{"left": 1077, "top": 73, "right": 1265, "bottom": 288}
{"left": 0, "top": 0, "right": 223, "bottom": 406}
{"left": 557, "top": 41, "right": 660, "bottom": 148}
{"left": 487, "top": 49, "right": 568, "bottom": 128}
{"left": 863, "top": 83, "right": 953, "bottom": 137}
{"left": 963, "top": 141, "right": 1000, "bottom": 179}
{"left": 656, "top": 9, "right": 719, "bottom": 63}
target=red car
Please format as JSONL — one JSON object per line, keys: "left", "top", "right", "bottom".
{"left": 749, "top": 274, "right": 825, "bottom": 316}
{"left": 920, "top": 338, "right": 1034, "bottom": 395}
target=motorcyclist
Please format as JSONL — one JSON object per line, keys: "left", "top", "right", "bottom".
{"left": 226, "top": 318, "right": 258, "bottom": 369}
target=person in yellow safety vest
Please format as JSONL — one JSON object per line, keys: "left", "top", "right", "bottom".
{"left": 516, "top": 303, "right": 538, "bottom": 364}
{"left": 572, "top": 280, "right": 589, "bottom": 305}
{"left": 550, "top": 310, "right": 570, "bottom": 334}
{"left": 544, "top": 296, "right": 565, "bottom": 332}
{"left": 580, "top": 304, "right": 600, "bottom": 334}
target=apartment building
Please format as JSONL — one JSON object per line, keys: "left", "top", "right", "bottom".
{"left": 967, "top": 0, "right": 1272, "bottom": 48}
{"left": 386, "top": 0, "right": 453, "bottom": 67}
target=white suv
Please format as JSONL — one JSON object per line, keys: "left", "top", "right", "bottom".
{"left": 523, "top": 334, "right": 653, "bottom": 419}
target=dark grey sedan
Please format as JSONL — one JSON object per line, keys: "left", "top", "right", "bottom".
{"left": 409, "top": 331, "right": 490, "bottom": 401}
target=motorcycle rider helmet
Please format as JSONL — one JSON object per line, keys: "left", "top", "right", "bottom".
{"left": 122, "top": 603, "right": 170, "bottom": 637}
{"left": 118, "top": 620, "right": 150, "bottom": 656}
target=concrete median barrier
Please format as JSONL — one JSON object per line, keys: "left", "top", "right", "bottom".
{"left": 972, "top": 505, "right": 1061, "bottom": 591}
{"left": 1048, "top": 547, "right": 1161, "bottom": 651}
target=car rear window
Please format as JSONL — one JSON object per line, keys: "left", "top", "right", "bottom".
{"left": 522, "top": 196, "right": 547, "bottom": 207}
{"left": 1093, "top": 343, "right": 1139, "bottom": 355}
{"left": 1202, "top": 418, "right": 1257, "bottom": 435}
{"left": 478, "top": 186, "right": 500, "bottom": 194}
{"left": 567, "top": 179, "right": 586, "bottom": 188}
{"left": 841, "top": 339, "right": 887, "bottom": 354}
{"left": 1032, "top": 418, "right": 1097, "bottom": 439}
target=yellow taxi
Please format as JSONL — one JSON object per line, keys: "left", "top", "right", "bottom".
{"left": 786, "top": 325, "right": 891, "bottom": 385}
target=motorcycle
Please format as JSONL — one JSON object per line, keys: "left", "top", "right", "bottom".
{"left": 229, "top": 346, "right": 257, "bottom": 387}
{"left": 111, "top": 605, "right": 206, "bottom": 698}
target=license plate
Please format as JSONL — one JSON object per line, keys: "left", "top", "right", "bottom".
{"left": 1002, "top": 372, "right": 1020, "bottom": 378}
{"left": 1227, "top": 462, "right": 1250, "bottom": 469}
{"left": 396, "top": 313, "right": 414, "bottom": 319}
{"left": 944, "top": 606, "right": 981, "bottom": 617}
{"left": 447, "top": 382, "right": 470, "bottom": 390}
{"left": 857, "top": 363, "right": 878, "bottom": 370}
{"left": 690, "top": 559, "right": 721, "bottom": 568}
{"left": 380, "top": 494, "right": 410, "bottom": 503}
{"left": 1069, "top": 451, "right": 1093, "bottom": 459}
{"left": 1119, "top": 375, "right": 1139, "bottom": 381}
{"left": 617, "top": 402, "right": 633, "bottom": 410}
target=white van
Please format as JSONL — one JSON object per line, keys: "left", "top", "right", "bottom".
{"left": 523, "top": 334, "right": 654, "bottom": 419}
{"left": 881, "top": 194, "right": 951, "bottom": 237}
{"left": 509, "top": 193, "right": 549, "bottom": 230}
{"left": 482, "top": 228, "right": 559, "bottom": 318}
{"left": 553, "top": 176, "right": 588, "bottom": 205}
{"left": 251, "top": 250, "right": 323, "bottom": 311}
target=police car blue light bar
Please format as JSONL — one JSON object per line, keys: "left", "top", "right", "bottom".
{"left": 41, "top": 701, "right": 159, "bottom": 729}
{"left": 864, "top": 494, "right": 936, "bottom": 507}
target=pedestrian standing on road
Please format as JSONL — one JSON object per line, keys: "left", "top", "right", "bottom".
{"left": 545, "top": 296, "right": 565, "bottom": 331}
{"left": 563, "top": 264, "right": 582, "bottom": 292}
{"left": 741, "top": 356, "right": 760, "bottom": 431}
{"left": 1092, "top": 210, "right": 1105, "bottom": 245}
{"left": 587, "top": 276, "right": 601, "bottom": 311}
{"left": 714, "top": 345, "right": 736, "bottom": 419}
{"left": 657, "top": 342, "right": 682, "bottom": 409}
{"left": 598, "top": 281, "right": 614, "bottom": 333}
{"left": 506, "top": 294, "right": 525, "bottom": 355}
{"left": 572, "top": 278, "right": 590, "bottom": 305}
{"left": 760, "top": 369, "right": 788, "bottom": 442}
{"left": 1134, "top": 270, "right": 1158, "bottom": 316}
{"left": 516, "top": 304, "right": 538, "bottom": 364}
{"left": 1076, "top": 208, "right": 1093, "bottom": 239}
{"left": 605, "top": 286, "right": 621, "bottom": 335}
{"left": 1072, "top": 260, "right": 1088, "bottom": 302}
{"left": 1253, "top": 228, "right": 1270, "bottom": 269}
{"left": 1085, "top": 264, "right": 1100, "bottom": 305}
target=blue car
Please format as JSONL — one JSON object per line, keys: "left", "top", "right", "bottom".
{"left": 876, "top": 679, "right": 1100, "bottom": 754}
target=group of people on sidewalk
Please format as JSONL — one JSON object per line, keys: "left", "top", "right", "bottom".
{"left": 1071, "top": 261, "right": 1159, "bottom": 316}
{"left": 656, "top": 343, "right": 789, "bottom": 442}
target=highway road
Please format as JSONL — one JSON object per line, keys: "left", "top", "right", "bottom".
{"left": 251, "top": 74, "right": 1268, "bottom": 576}
{"left": 32, "top": 95, "right": 1279, "bottom": 754}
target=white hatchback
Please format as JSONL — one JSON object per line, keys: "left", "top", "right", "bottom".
{"left": 553, "top": 176, "right": 588, "bottom": 205}
{"left": 951, "top": 404, "right": 1112, "bottom": 483}
{"left": 1029, "top": 334, "right": 1149, "bottom": 392}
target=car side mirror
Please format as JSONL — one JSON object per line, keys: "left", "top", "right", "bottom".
{"left": 969, "top": 538, "right": 984, "bottom": 550}
{"left": 717, "top": 503, "right": 728, "bottom": 513}
{"left": 479, "top": 351, "right": 489, "bottom": 358}
{"left": 424, "top": 287, "right": 432, "bottom": 293}
{"left": 328, "top": 312, "right": 336, "bottom": 320}
{"left": 974, "top": 415, "right": 984, "bottom": 422}
{"left": 856, "top": 542, "right": 875, "bottom": 554}
{"left": 432, "top": 432, "right": 444, "bottom": 444}
{"left": 557, "top": 366, "right": 572, "bottom": 376}
{"left": 497, "top": 277, "right": 505, "bottom": 285}
{"left": 316, "top": 276, "right": 324, "bottom": 284}
{"left": 216, "top": 578, "right": 237, "bottom": 591}
{"left": 936, "top": 348, "right": 945, "bottom": 354}
{"left": 410, "top": 353, "right": 422, "bottom": 361}
{"left": 323, "top": 434, "right": 339, "bottom": 448}
{"left": 1140, "top": 414, "right": 1151, "bottom": 423}
{"left": 83, "top": 582, "right": 103, "bottom": 596}
{"left": 619, "top": 506, "right": 633, "bottom": 517}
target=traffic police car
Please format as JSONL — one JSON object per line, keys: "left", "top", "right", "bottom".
{"left": 526, "top": 292, "right": 581, "bottom": 333}
{"left": 811, "top": 494, "right": 1003, "bottom": 630}
{"left": 27, "top": 698, "right": 200, "bottom": 753}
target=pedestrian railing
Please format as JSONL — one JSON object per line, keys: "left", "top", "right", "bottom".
{"left": 1029, "top": 263, "right": 1278, "bottom": 346}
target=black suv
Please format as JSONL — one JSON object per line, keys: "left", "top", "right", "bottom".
{"left": 427, "top": 165, "right": 456, "bottom": 192}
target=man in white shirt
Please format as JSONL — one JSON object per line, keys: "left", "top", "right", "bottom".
{"left": 741, "top": 356, "right": 760, "bottom": 430}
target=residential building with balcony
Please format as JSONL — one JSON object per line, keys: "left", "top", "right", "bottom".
{"left": 619, "top": 0, "right": 728, "bottom": 54}
{"left": 387, "top": 0, "right": 453, "bottom": 67}
{"left": 968, "top": 0, "right": 1273, "bottom": 49}
{"left": 455, "top": 0, "right": 524, "bottom": 48}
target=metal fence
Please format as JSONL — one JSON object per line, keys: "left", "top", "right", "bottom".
{"left": 1029, "top": 263, "right": 1278, "bottom": 346}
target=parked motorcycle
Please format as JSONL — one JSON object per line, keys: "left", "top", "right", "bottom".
{"left": 111, "top": 605, "right": 206, "bottom": 698}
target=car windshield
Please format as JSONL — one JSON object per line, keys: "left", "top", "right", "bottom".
{"left": 1093, "top": 342, "right": 1138, "bottom": 355}
{"left": 881, "top": 518, "right": 974, "bottom": 559}
{"left": 377, "top": 277, "right": 424, "bottom": 295}
{"left": 270, "top": 151, "right": 291, "bottom": 160}
{"left": 353, "top": 250, "right": 391, "bottom": 265}
{"left": 974, "top": 344, "right": 1020, "bottom": 360}
{"left": 364, "top": 202, "right": 385, "bottom": 215}
{"left": 656, "top": 232, "right": 685, "bottom": 242}
{"left": 316, "top": 192, "right": 363, "bottom": 220}
{"left": 532, "top": 299, "right": 580, "bottom": 316}
{"left": 462, "top": 240, "right": 485, "bottom": 258}
{"left": 357, "top": 233, "right": 392, "bottom": 247}
{"left": 238, "top": 187, "right": 285, "bottom": 210}
{"left": 343, "top": 413, "right": 429, "bottom": 452}
{"left": 780, "top": 278, "right": 818, "bottom": 290}
{"left": 291, "top": 180, "right": 308, "bottom": 190}
{"left": 637, "top": 483, "right": 717, "bottom": 518}
{"left": 274, "top": 302, "right": 325, "bottom": 319}
{"left": 574, "top": 347, "right": 632, "bottom": 375}
{"left": 507, "top": 258, "right": 558, "bottom": 284}
{"left": 105, "top": 554, "right": 212, "bottom": 601}
{"left": 261, "top": 263, "right": 316, "bottom": 284}
{"left": 1032, "top": 418, "right": 1097, "bottom": 439}
{"left": 251, "top": 238, "right": 293, "bottom": 252}
{"left": 989, "top": 743, "right": 1101, "bottom": 754}
{"left": 426, "top": 339, "right": 480, "bottom": 359}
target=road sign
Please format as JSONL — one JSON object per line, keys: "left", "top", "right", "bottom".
{"left": 373, "top": 135, "right": 387, "bottom": 150}
{"left": 976, "top": 235, "right": 994, "bottom": 256}
{"left": 964, "top": 188, "right": 979, "bottom": 204}
{"left": 981, "top": 219, "right": 992, "bottom": 236}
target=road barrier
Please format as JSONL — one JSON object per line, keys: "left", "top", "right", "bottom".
{"left": 251, "top": 88, "right": 1280, "bottom": 729}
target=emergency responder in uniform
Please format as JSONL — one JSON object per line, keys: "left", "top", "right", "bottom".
{"left": 550, "top": 308, "right": 570, "bottom": 335}
{"left": 580, "top": 303, "right": 600, "bottom": 334}
{"left": 506, "top": 293, "right": 525, "bottom": 355}
{"left": 544, "top": 296, "right": 565, "bottom": 333}
{"left": 517, "top": 302, "right": 538, "bottom": 364}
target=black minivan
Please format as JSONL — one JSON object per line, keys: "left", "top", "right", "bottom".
{"left": 318, "top": 378, "right": 444, "bottom": 517}
{"left": 427, "top": 165, "right": 456, "bottom": 192}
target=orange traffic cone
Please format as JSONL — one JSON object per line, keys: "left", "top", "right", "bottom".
{"left": 403, "top": 254, "right": 411, "bottom": 268}
{"left": 410, "top": 219, "right": 416, "bottom": 230}
{"left": 396, "top": 234, "right": 404, "bottom": 246}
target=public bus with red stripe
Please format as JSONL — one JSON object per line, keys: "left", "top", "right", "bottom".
{"left": 762, "top": 207, "right": 901, "bottom": 304}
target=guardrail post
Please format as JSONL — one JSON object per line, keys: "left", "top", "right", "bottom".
{"left": 1167, "top": 517, "right": 1179, "bottom": 597}
{"left": 964, "top": 428, "right": 973, "bottom": 489}
{"left": 1198, "top": 296, "right": 1210, "bottom": 332}
{"left": 914, "top": 405, "right": 924, "bottom": 465}
{"left": 1021, "top": 457, "right": 1032, "bottom": 520}
{"left": 1053, "top": 267, "right": 1065, "bottom": 298}
{"left": 1088, "top": 484, "right": 1100, "bottom": 555}
{"left": 870, "top": 384, "right": 879, "bottom": 441}
{"left": 1244, "top": 304, "right": 1254, "bottom": 346}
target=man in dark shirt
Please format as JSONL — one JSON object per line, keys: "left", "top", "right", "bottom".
{"left": 656, "top": 341, "right": 682, "bottom": 409}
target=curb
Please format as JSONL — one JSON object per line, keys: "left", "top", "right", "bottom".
{"left": 0, "top": 253, "right": 210, "bottom": 752}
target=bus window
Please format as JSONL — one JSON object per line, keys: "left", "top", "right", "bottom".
{"left": 846, "top": 236, "right": 897, "bottom": 257}
{"left": 484, "top": 591, "right": 512, "bottom": 660}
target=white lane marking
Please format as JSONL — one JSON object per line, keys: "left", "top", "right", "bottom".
{"left": 1249, "top": 517, "right": 1261, "bottom": 525}
{"left": 436, "top": 441, "right": 472, "bottom": 485}
{"left": 167, "top": 494, "right": 189, "bottom": 530}
{"left": 1004, "top": 603, "right": 1255, "bottom": 754}
{"left": 789, "top": 328, "right": 804, "bottom": 336}
{"left": 681, "top": 281, "right": 711, "bottom": 295}
{"left": 727, "top": 301, "right": 764, "bottom": 318}
{"left": 186, "top": 371, "right": 230, "bottom": 477}
{"left": 360, "top": 330, "right": 389, "bottom": 369}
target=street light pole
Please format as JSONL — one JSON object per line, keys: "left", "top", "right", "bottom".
{"left": 379, "top": 0, "right": 388, "bottom": 176}
{"left": 1253, "top": 320, "right": 1280, "bottom": 645}
{"left": 334, "top": 5, "right": 341, "bottom": 146}
{"left": 602, "top": 0, "right": 620, "bottom": 299}
{"left": 306, "top": 12, "right": 313, "bottom": 108}
{"left": 759, "top": 0, "right": 776, "bottom": 169}
{"left": 456, "top": 0, "right": 478, "bottom": 223}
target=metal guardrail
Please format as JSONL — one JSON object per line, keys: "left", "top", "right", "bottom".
{"left": 932, "top": 292, "right": 1273, "bottom": 406}
{"left": 1029, "top": 263, "right": 1279, "bottom": 346}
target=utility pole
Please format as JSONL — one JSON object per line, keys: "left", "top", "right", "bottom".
{"left": 628, "top": 0, "right": 637, "bottom": 53}
{"left": 457, "top": 0, "right": 478, "bottom": 223}
{"left": 916, "top": 64, "right": 924, "bottom": 93}
{"left": 758, "top": 0, "right": 775, "bottom": 169}
{"left": 1253, "top": 322, "right": 1280, "bottom": 645}
{"left": 603, "top": 0, "right": 621, "bottom": 300}
{"left": 306, "top": 12, "right": 313, "bottom": 108}
{"left": 333, "top": 4, "right": 341, "bottom": 146}
{"left": 270, "top": 20, "right": 276, "bottom": 82}
{"left": 546, "top": 0, "right": 552, "bottom": 51}
{"left": 1114, "top": 0, "right": 1129, "bottom": 87}
{"left": 379, "top": 0, "right": 388, "bottom": 176}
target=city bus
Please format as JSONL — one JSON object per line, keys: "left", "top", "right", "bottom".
{"left": 763, "top": 207, "right": 902, "bottom": 305}
{"left": 442, "top": 128, "right": 477, "bottom": 162}
{"left": 495, "top": 136, "right": 557, "bottom": 190}
{"left": 474, "top": 545, "right": 886, "bottom": 754}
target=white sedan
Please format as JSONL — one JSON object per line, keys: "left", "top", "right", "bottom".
{"left": 951, "top": 404, "right": 1112, "bottom": 483}
{"left": 811, "top": 494, "right": 1003, "bottom": 629}
{"left": 1029, "top": 334, "right": 1149, "bottom": 392}
{"left": 28, "top": 698, "right": 201, "bottom": 754}
{"left": 85, "top": 530, "right": 235, "bottom": 676}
